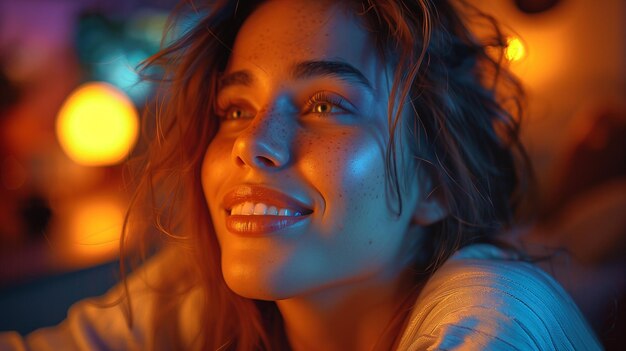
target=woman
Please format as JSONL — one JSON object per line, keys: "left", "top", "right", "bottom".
{"left": 0, "top": 0, "right": 601, "bottom": 350}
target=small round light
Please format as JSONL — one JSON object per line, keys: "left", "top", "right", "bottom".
{"left": 56, "top": 82, "right": 139, "bottom": 166}
{"left": 505, "top": 36, "right": 526, "bottom": 62}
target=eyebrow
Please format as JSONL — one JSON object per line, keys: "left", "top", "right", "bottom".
{"left": 218, "top": 60, "right": 373, "bottom": 91}
{"left": 291, "top": 60, "right": 373, "bottom": 90}
{"left": 219, "top": 71, "right": 254, "bottom": 89}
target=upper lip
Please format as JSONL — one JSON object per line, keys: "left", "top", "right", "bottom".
{"left": 222, "top": 185, "right": 313, "bottom": 214}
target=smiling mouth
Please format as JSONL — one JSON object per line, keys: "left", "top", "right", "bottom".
{"left": 223, "top": 186, "right": 313, "bottom": 235}
{"left": 229, "top": 201, "right": 311, "bottom": 217}
{"left": 226, "top": 210, "right": 311, "bottom": 235}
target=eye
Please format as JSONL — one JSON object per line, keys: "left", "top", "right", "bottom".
{"left": 312, "top": 102, "right": 333, "bottom": 114}
{"left": 304, "top": 92, "right": 352, "bottom": 117}
{"left": 219, "top": 104, "right": 256, "bottom": 121}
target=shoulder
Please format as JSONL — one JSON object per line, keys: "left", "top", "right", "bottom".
{"left": 0, "top": 247, "right": 203, "bottom": 351}
{"left": 397, "top": 245, "right": 602, "bottom": 351}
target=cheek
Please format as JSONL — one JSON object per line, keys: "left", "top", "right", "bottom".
{"left": 201, "top": 137, "right": 234, "bottom": 210}
{"left": 294, "top": 127, "right": 408, "bottom": 280}
{"left": 300, "top": 128, "right": 387, "bottom": 224}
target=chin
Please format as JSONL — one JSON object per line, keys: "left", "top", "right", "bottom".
{"left": 226, "top": 282, "right": 299, "bottom": 301}
{"left": 222, "top": 267, "right": 300, "bottom": 301}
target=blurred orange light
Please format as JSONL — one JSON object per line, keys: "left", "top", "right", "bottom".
{"left": 505, "top": 36, "right": 526, "bottom": 62}
{"left": 67, "top": 195, "right": 124, "bottom": 261}
{"left": 56, "top": 82, "right": 139, "bottom": 166}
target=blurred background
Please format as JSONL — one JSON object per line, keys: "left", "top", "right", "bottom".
{"left": 0, "top": 0, "right": 624, "bottom": 349}
{"left": 0, "top": 0, "right": 177, "bottom": 335}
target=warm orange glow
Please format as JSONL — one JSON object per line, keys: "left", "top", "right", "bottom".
{"left": 505, "top": 36, "right": 526, "bottom": 62}
{"left": 66, "top": 195, "right": 124, "bottom": 260}
{"left": 56, "top": 82, "right": 139, "bottom": 166}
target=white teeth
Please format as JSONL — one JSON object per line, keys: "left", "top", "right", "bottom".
{"left": 253, "top": 203, "right": 267, "bottom": 215}
{"left": 230, "top": 201, "right": 304, "bottom": 216}
{"left": 241, "top": 202, "right": 255, "bottom": 215}
{"left": 268, "top": 206, "right": 278, "bottom": 215}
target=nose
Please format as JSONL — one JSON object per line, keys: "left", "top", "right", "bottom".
{"left": 232, "top": 104, "right": 293, "bottom": 170}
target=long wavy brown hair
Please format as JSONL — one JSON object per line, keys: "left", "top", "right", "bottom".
{"left": 121, "top": 0, "right": 533, "bottom": 349}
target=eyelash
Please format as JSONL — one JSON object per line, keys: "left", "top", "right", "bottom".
{"left": 302, "top": 92, "right": 347, "bottom": 116}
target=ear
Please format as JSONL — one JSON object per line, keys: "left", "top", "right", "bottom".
{"left": 411, "top": 168, "right": 449, "bottom": 226}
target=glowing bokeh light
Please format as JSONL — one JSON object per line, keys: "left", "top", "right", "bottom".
{"left": 66, "top": 195, "right": 124, "bottom": 262}
{"left": 505, "top": 36, "right": 526, "bottom": 62}
{"left": 56, "top": 82, "right": 139, "bottom": 166}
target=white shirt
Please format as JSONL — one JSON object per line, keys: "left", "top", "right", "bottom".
{"left": 397, "top": 244, "right": 602, "bottom": 350}
{"left": 0, "top": 245, "right": 602, "bottom": 350}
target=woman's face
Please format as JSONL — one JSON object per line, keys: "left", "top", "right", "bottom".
{"left": 202, "top": 0, "right": 430, "bottom": 300}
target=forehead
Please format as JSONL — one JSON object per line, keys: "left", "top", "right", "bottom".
{"left": 227, "top": 0, "right": 382, "bottom": 84}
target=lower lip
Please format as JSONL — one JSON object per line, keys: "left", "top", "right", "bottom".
{"left": 225, "top": 214, "right": 310, "bottom": 235}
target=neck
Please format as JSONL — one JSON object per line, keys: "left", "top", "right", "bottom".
{"left": 276, "top": 268, "right": 417, "bottom": 351}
